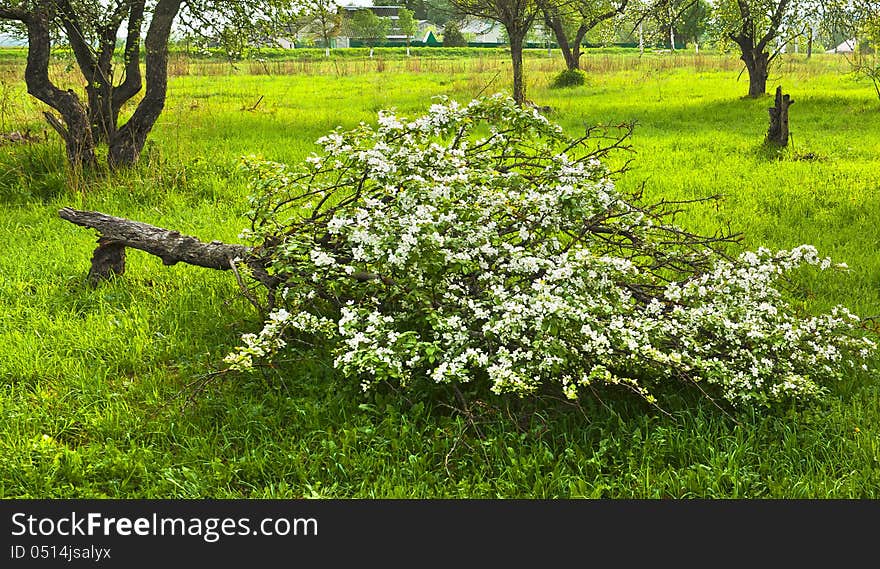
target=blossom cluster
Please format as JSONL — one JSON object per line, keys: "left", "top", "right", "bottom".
{"left": 225, "top": 95, "right": 875, "bottom": 407}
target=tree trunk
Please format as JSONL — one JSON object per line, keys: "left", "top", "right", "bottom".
{"left": 21, "top": 11, "right": 96, "bottom": 168}
{"left": 108, "top": 0, "right": 181, "bottom": 169}
{"left": 730, "top": 0, "right": 789, "bottom": 99}
{"left": 766, "top": 86, "right": 793, "bottom": 146}
{"left": 509, "top": 32, "right": 526, "bottom": 106}
{"left": 741, "top": 46, "right": 769, "bottom": 97}
{"left": 106, "top": 1, "right": 147, "bottom": 141}
{"left": 806, "top": 29, "right": 812, "bottom": 59}
{"left": 87, "top": 82, "right": 116, "bottom": 144}
{"left": 544, "top": 15, "right": 580, "bottom": 71}
{"left": 568, "top": 44, "right": 582, "bottom": 71}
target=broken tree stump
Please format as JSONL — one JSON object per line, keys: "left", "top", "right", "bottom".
{"left": 58, "top": 207, "right": 270, "bottom": 287}
{"left": 766, "top": 86, "right": 794, "bottom": 147}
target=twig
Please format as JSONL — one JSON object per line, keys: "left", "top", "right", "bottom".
{"left": 244, "top": 95, "right": 264, "bottom": 112}
{"left": 476, "top": 68, "right": 502, "bottom": 99}
{"left": 229, "top": 258, "right": 264, "bottom": 314}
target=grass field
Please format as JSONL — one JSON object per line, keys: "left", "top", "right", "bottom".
{"left": 1, "top": 48, "right": 880, "bottom": 498}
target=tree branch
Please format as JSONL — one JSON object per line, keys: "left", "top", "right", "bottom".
{"left": 59, "top": 207, "right": 254, "bottom": 273}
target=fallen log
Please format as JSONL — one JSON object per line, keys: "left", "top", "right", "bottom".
{"left": 58, "top": 208, "right": 273, "bottom": 294}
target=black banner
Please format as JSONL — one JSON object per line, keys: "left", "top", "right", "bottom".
{"left": 0, "top": 499, "right": 871, "bottom": 565}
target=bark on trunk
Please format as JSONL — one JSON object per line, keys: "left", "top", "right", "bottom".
{"left": 730, "top": 0, "right": 790, "bottom": 99}
{"left": 766, "top": 86, "right": 793, "bottom": 146}
{"left": 59, "top": 207, "right": 264, "bottom": 285}
{"left": 88, "top": 2, "right": 146, "bottom": 144}
{"left": 741, "top": 46, "right": 769, "bottom": 97}
{"left": 509, "top": 32, "right": 526, "bottom": 106}
{"left": 21, "top": 11, "right": 96, "bottom": 168}
{"left": 108, "top": 0, "right": 181, "bottom": 169}
{"left": 56, "top": 0, "right": 125, "bottom": 145}
{"left": 544, "top": 15, "right": 580, "bottom": 71}
{"left": 111, "top": 2, "right": 147, "bottom": 120}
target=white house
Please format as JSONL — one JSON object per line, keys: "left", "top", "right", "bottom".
{"left": 826, "top": 38, "right": 856, "bottom": 53}
{"left": 458, "top": 18, "right": 506, "bottom": 44}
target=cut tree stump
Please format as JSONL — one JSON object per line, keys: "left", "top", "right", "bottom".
{"left": 58, "top": 208, "right": 273, "bottom": 289}
{"left": 766, "top": 86, "right": 794, "bottom": 147}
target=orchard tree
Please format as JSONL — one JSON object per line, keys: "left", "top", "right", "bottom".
{"left": 442, "top": 20, "right": 468, "bottom": 45}
{"left": 713, "top": 0, "right": 798, "bottom": 97}
{"left": 398, "top": 7, "right": 418, "bottom": 55}
{"left": 677, "top": 0, "right": 710, "bottom": 51}
{"left": 828, "top": 1, "right": 880, "bottom": 100}
{"left": 0, "top": 0, "right": 293, "bottom": 170}
{"left": 447, "top": 0, "right": 540, "bottom": 105}
{"left": 350, "top": 8, "right": 390, "bottom": 57}
{"left": 632, "top": 0, "right": 710, "bottom": 52}
{"left": 538, "top": 0, "right": 629, "bottom": 72}
{"left": 305, "top": 0, "right": 342, "bottom": 56}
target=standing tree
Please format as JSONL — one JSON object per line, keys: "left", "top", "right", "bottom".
{"left": 350, "top": 8, "right": 390, "bottom": 57}
{"left": 833, "top": 1, "right": 880, "bottom": 101}
{"left": 713, "top": 0, "right": 797, "bottom": 97}
{"left": 442, "top": 20, "right": 468, "bottom": 45}
{"left": 306, "top": 0, "right": 342, "bottom": 56}
{"left": 446, "top": 0, "right": 540, "bottom": 105}
{"left": 0, "top": 0, "right": 291, "bottom": 170}
{"left": 397, "top": 7, "right": 418, "bottom": 55}
{"left": 538, "top": 0, "right": 629, "bottom": 72}
{"left": 677, "top": 0, "right": 710, "bottom": 51}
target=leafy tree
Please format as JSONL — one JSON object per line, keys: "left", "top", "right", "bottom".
{"left": 0, "top": 0, "right": 291, "bottom": 170}
{"left": 677, "top": 0, "right": 710, "bottom": 50}
{"left": 830, "top": 1, "right": 880, "bottom": 100}
{"left": 427, "top": 0, "right": 456, "bottom": 25}
{"left": 305, "top": 0, "right": 342, "bottom": 56}
{"left": 442, "top": 19, "right": 468, "bottom": 45}
{"left": 713, "top": 0, "right": 798, "bottom": 97}
{"left": 350, "top": 8, "right": 390, "bottom": 56}
{"left": 397, "top": 7, "right": 418, "bottom": 55}
{"left": 539, "top": 0, "right": 629, "bottom": 71}
{"left": 446, "top": 0, "right": 540, "bottom": 105}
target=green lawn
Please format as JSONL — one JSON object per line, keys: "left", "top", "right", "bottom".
{"left": 1, "top": 49, "right": 879, "bottom": 498}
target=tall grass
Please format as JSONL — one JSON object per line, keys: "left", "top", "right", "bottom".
{"left": 1, "top": 50, "right": 879, "bottom": 498}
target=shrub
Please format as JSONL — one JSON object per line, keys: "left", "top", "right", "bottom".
{"left": 225, "top": 95, "right": 875, "bottom": 409}
{"left": 550, "top": 68, "right": 586, "bottom": 88}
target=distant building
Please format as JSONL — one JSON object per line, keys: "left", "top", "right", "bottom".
{"left": 458, "top": 18, "right": 506, "bottom": 45}
{"left": 826, "top": 38, "right": 856, "bottom": 53}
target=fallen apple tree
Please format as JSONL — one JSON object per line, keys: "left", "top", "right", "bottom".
{"left": 60, "top": 96, "right": 877, "bottom": 410}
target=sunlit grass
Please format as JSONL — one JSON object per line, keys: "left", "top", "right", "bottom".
{"left": 1, "top": 49, "right": 878, "bottom": 498}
